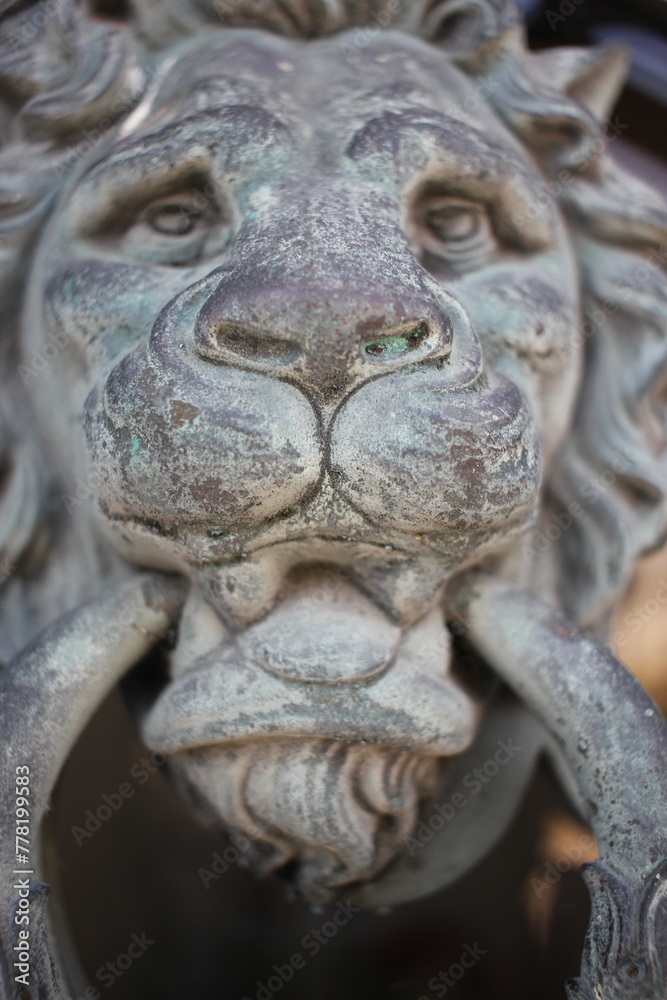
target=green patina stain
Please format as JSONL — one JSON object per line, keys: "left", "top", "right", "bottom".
{"left": 365, "top": 335, "right": 413, "bottom": 358}
{"left": 130, "top": 436, "right": 142, "bottom": 461}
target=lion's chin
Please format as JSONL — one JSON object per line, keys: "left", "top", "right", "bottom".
{"left": 170, "top": 736, "right": 440, "bottom": 901}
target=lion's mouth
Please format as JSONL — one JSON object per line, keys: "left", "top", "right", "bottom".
{"left": 140, "top": 568, "right": 483, "bottom": 900}
{"left": 142, "top": 569, "right": 481, "bottom": 755}
{"left": 103, "top": 493, "right": 536, "bottom": 565}
{"left": 101, "top": 503, "right": 536, "bottom": 626}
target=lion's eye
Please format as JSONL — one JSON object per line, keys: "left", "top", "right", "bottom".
{"left": 428, "top": 206, "right": 480, "bottom": 243}
{"left": 112, "top": 191, "right": 231, "bottom": 267}
{"left": 415, "top": 197, "right": 496, "bottom": 271}
{"left": 146, "top": 203, "right": 202, "bottom": 236}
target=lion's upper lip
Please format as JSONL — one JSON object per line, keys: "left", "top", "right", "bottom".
{"left": 102, "top": 503, "right": 535, "bottom": 566}
{"left": 103, "top": 511, "right": 433, "bottom": 559}
{"left": 100, "top": 500, "right": 536, "bottom": 626}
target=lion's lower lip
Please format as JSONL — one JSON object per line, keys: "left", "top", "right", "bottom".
{"left": 142, "top": 600, "right": 481, "bottom": 756}
{"left": 143, "top": 662, "right": 478, "bottom": 755}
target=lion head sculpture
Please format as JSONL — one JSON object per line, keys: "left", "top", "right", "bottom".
{"left": 1, "top": 0, "right": 667, "bottom": 994}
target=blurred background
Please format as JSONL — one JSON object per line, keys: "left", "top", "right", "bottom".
{"left": 50, "top": 3, "right": 667, "bottom": 998}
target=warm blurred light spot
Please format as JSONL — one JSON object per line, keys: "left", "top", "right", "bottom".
{"left": 523, "top": 812, "right": 598, "bottom": 951}
{"left": 612, "top": 546, "right": 667, "bottom": 714}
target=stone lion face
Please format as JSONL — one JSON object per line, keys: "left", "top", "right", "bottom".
{"left": 22, "top": 29, "right": 583, "bottom": 896}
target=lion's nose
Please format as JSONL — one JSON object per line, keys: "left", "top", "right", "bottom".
{"left": 192, "top": 275, "right": 460, "bottom": 398}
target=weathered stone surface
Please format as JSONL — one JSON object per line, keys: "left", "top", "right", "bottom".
{"left": 0, "top": 0, "right": 666, "bottom": 996}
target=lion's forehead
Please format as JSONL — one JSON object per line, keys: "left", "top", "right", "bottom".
{"left": 147, "top": 31, "right": 472, "bottom": 111}
{"left": 104, "top": 32, "right": 530, "bottom": 176}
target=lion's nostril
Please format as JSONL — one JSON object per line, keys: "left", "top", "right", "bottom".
{"left": 362, "top": 321, "right": 432, "bottom": 361}
{"left": 214, "top": 322, "right": 302, "bottom": 366}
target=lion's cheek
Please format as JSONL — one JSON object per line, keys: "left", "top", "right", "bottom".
{"left": 84, "top": 354, "right": 322, "bottom": 525}
{"left": 329, "top": 369, "right": 542, "bottom": 535}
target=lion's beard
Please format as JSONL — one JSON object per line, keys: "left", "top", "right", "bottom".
{"left": 171, "top": 736, "right": 440, "bottom": 901}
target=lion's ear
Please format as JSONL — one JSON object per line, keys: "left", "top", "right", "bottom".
{"left": 530, "top": 44, "right": 628, "bottom": 122}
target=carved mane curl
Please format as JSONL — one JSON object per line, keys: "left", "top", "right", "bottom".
{"left": 0, "top": 0, "right": 666, "bottom": 652}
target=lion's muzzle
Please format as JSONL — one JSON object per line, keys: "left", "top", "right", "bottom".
{"left": 84, "top": 182, "right": 542, "bottom": 595}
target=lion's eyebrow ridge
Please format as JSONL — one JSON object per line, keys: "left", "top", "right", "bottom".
{"left": 78, "top": 104, "right": 294, "bottom": 187}
{"left": 347, "top": 108, "right": 537, "bottom": 180}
